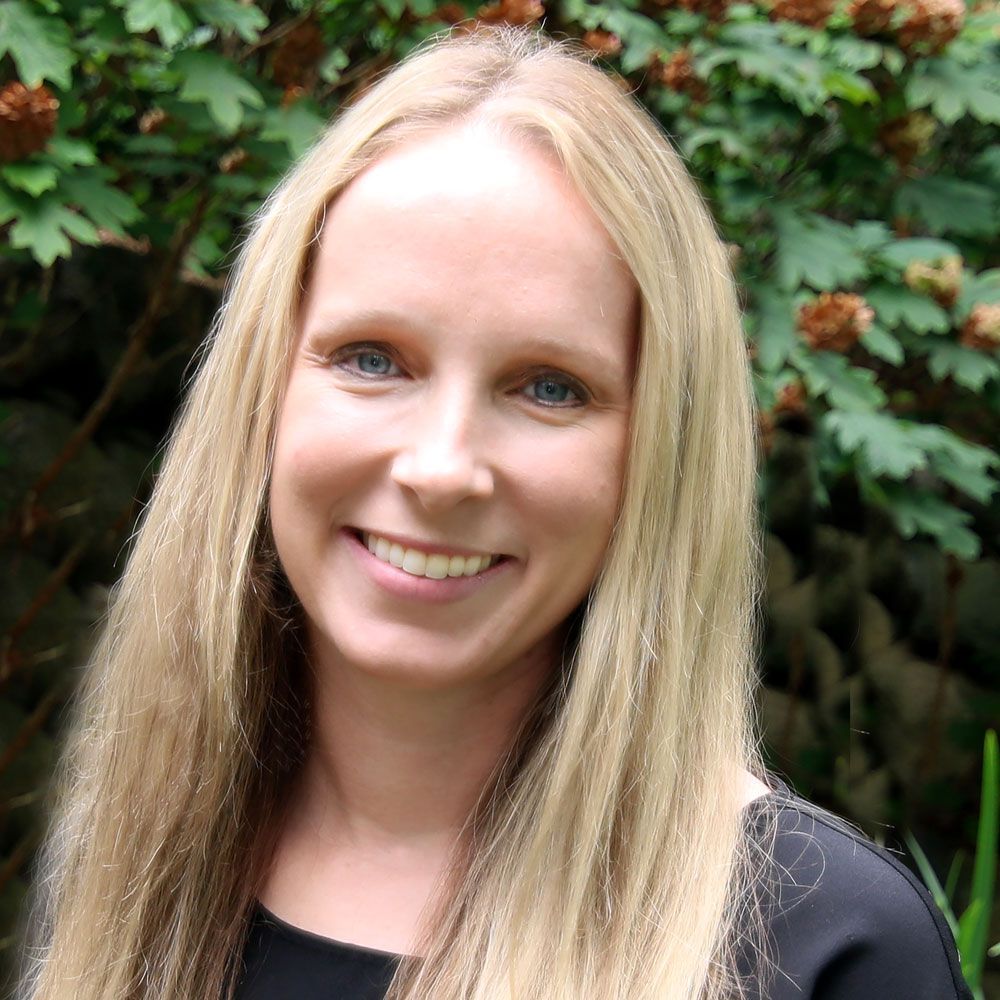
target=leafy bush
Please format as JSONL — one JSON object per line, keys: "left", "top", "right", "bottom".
{"left": 1, "top": 0, "right": 997, "bottom": 554}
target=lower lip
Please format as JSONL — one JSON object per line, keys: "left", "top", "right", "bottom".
{"left": 344, "top": 529, "right": 512, "bottom": 604}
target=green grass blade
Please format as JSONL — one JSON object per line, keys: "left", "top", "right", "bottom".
{"left": 959, "top": 729, "right": 998, "bottom": 989}
{"left": 945, "top": 850, "right": 965, "bottom": 902}
{"left": 905, "top": 830, "right": 960, "bottom": 941}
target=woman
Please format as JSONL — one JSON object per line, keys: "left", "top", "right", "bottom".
{"left": 17, "top": 26, "right": 968, "bottom": 1000}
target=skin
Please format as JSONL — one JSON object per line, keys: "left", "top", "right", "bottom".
{"left": 262, "top": 124, "right": 769, "bottom": 954}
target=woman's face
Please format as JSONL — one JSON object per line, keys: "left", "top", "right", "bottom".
{"left": 269, "top": 125, "right": 637, "bottom": 691}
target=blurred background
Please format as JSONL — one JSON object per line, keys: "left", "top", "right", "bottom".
{"left": 0, "top": 0, "right": 998, "bottom": 995}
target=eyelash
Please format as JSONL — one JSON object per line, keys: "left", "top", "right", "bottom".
{"left": 331, "top": 343, "right": 590, "bottom": 408}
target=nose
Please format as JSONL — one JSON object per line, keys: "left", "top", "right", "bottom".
{"left": 389, "top": 389, "right": 495, "bottom": 512}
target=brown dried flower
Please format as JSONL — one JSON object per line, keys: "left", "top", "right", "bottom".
{"left": 219, "top": 147, "right": 248, "bottom": 174}
{"left": 139, "top": 107, "right": 168, "bottom": 135}
{"left": 582, "top": 29, "right": 623, "bottom": 58}
{"left": 758, "top": 409, "right": 776, "bottom": 456}
{"left": 797, "top": 292, "right": 875, "bottom": 352}
{"left": 676, "top": 0, "right": 732, "bottom": 19}
{"left": 768, "top": 0, "right": 836, "bottom": 28}
{"left": 898, "top": 0, "right": 965, "bottom": 54}
{"left": 0, "top": 81, "right": 59, "bottom": 162}
{"left": 656, "top": 50, "right": 710, "bottom": 102}
{"left": 904, "top": 255, "right": 963, "bottom": 308}
{"left": 847, "top": 0, "right": 898, "bottom": 33}
{"left": 774, "top": 380, "right": 810, "bottom": 418}
{"left": 433, "top": 3, "right": 469, "bottom": 21}
{"left": 959, "top": 304, "right": 1000, "bottom": 351}
{"left": 477, "top": 0, "right": 545, "bottom": 25}
{"left": 272, "top": 17, "right": 326, "bottom": 89}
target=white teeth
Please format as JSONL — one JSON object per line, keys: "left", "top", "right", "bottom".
{"left": 361, "top": 533, "right": 497, "bottom": 579}
{"left": 425, "top": 554, "right": 450, "bottom": 579}
{"left": 401, "top": 549, "right": 426, "bottom": 575}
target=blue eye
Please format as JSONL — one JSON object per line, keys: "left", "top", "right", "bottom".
{"left": 334, "top": 345, "right": 400, "bottom": 378}
{"left": 523, "top": 376, "right": 584, "bottom": 407}
{"left": 355, "top": 351, "right": 394, "bottom": 375}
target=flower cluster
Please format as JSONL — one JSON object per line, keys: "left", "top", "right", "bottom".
{"left": 797, "top": 292, "right": 875, "bottom": 352}
{"left": 0, "top": 81, "right": 59, "bottom": 163}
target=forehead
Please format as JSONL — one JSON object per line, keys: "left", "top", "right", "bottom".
{"left": 301, "top": 124, "right": 637, "bottom": 342}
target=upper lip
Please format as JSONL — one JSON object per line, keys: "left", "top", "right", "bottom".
{"left": 352, "top": 527, "right": 504, "bottom": 560}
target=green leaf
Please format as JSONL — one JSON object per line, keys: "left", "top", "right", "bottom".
{"left": 0, "top": 0, "right": 76, "bottom": 87}
{"left": 853, "top": 220, "right": 894, "bottom": 253}
{"left": 600, "top": 9, "right": 666, "bottom": 74}
{"left": 8, "top": 197, "right": 100, "bottom": 265}
{"left": 826, "top": 36, "right": 883, "bottom": 70}
{"left": 974, "top": 145, "right": 1000, "bottom": 182}
{"left": 185, "top": 229, "right": 225, "bottom": 278}
{"left": 865, "top": 283, "right": 950, "bottom": 333}
{"left": 908, "top": 424, "right": 1000, "bottom": 503}
{"left": 0, "top": 184, "right": 21, "bottom": 225}
{"left": 46, "top": 136, "right": 97, "bottom": 168}
{"left": 794, "top": 350, "right": 887, "bottom": 412}
{"left": 119, "top": 0, "right": 193, "bottom": 47}
{"left": 259, "top": 101, "right": 327, "bottom": 159}
{"left": 749, "top": 284, "right": 797, "bottom": 371}
{"left": 860, "top": 323, "right": 904, "bottom": 365}
{"left": 59, "top": 169, "right": 141, "bottom": 233}
{"left": 824, "top": 410, "right": 926, "bottom": 478}
{"left": 173, "top": 51, "right": 265, "bottom": 134}
{"left": 877, "top": 484, "right": 980, "bottom": 560}
{"left": 929, "top": 450, "right": 1000, "bottom": 505}
{"left": 701, "top": 26, "right": 827, "bottom": 113}
{"left": 821, "top": 69, "right": 877, "bottom": 106}
{"left": 896, "top": 176, "right": 999, "bottom": 238}
{"left": 681, "top": 126, "right": 754, "bottom": 160}
{"left": 959, "top": 269, "right": 1000, "bottom": 315}
{"left": 191, "top": 0, "right": 268, "bottom": 42}
{"left": 773, "top": 208, "right": 867, "bottom": 291}
{"left": 318, "top": 47, "right": 351, "bottom": 85}
{"left": 925, "top": 342, "right": 1000, "bottom": 391}
{"left": 907, "top": 59, "right": 1000, "bottom": 125}
{"left": 1, "top": 162, "right": 59, "bottom": 196}
{"left": 876, "top": 237, "right": 961, "bottom": 271}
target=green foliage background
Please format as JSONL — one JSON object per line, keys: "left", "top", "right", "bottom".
{"left": 0, "top": 0, "right": 998, "bottom": 992}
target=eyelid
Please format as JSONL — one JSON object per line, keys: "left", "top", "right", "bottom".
{"left": 516, "top": 368, "right": 591, "bottom": 407}
{"left": 330, "top": 341, "right": 403, "bottom": 376}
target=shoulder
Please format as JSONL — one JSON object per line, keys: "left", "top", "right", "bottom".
{"left": 743, "top": 783, "right": 972, "bottom": 1000}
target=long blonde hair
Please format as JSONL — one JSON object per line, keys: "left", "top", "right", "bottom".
{"left": 17, "top": 26, "right": 773, "bottom": 1000}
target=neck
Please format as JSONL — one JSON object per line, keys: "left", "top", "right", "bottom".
{"left": 285, "top": 637, "right": 558, "bottom": 857}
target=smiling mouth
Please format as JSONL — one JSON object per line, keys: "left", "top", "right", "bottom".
{"left": 356, "top": 530, "right": 502, "bottom": 579}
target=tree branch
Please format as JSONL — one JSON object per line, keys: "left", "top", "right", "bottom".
{"left": 13, "top": 191, "right": 212, "bottom": 540}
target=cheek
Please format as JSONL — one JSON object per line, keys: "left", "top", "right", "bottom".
{"left": 517, "top": 423, "right": 628, "bottom": 560}
{"left": 269, "top": 401, "right": 368, "bottom": 514}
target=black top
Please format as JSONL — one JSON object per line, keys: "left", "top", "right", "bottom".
{"left": 233, "top": 779, "right": 972, "bottom": 999}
